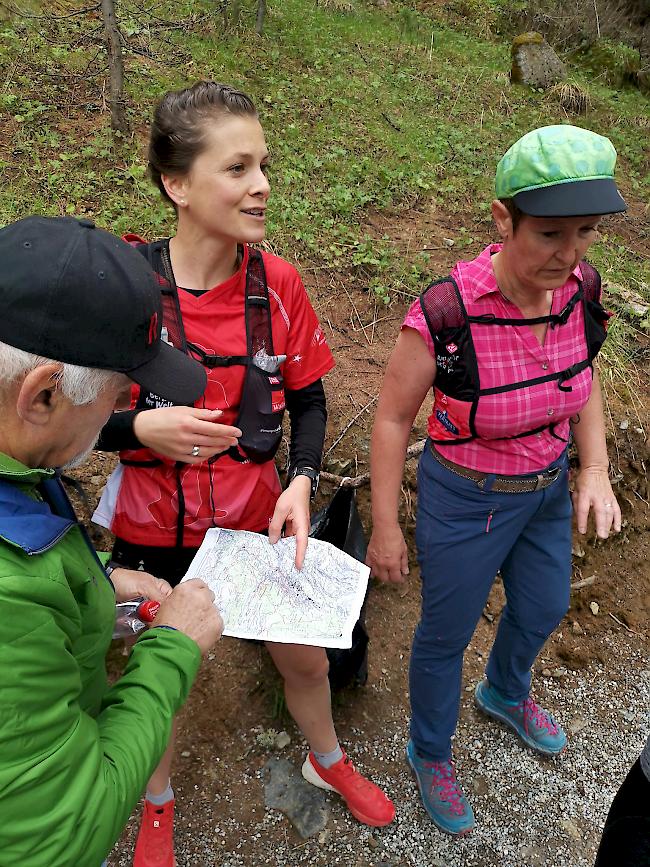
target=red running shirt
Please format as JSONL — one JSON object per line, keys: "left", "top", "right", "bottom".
{"left": 94, "top": 246, "right": 334, "bottom": 546}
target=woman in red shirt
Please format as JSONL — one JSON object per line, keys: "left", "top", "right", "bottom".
{"left": 367, "top": 125, "right": 624, "bottom": 836}
{"left": 96, "top": 81, "right": 394, "bottom": 867}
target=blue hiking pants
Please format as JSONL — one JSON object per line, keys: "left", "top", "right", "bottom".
{"left": 410, "top": 443, "right": 572, "bottom": 762}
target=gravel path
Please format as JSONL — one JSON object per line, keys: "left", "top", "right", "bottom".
{"left": 111, "top": 630, "right": 648, "bottom": 867}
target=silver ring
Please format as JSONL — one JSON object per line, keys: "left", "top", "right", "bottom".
{"left": 603, "top": 501, "right": 612, "bottom": 508}
{"left": 191, "top": 445, "right": 200, "bottom": 457}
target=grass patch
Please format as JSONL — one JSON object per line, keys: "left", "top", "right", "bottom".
{"left": 0, "top": 0, "right": 648, "bottom": 369}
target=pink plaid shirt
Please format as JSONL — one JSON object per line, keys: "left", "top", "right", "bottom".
{"left": 404, "top": 244, "right": 596, "bottom": 475}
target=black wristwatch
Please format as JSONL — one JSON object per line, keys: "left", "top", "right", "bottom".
{"left": 288, "top": 466, "right": 320, "bottom": 499}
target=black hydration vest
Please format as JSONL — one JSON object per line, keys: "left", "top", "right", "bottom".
{"left": 420, "top": 260, "right": 610, "bottom": 446}
{"left": 118, "top": 240, "right": 287, "bottom": 548}
{"left": 131, "top": 239, "right": 286, "bottom": 464}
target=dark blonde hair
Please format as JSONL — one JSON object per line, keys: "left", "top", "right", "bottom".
{"left": 148, "top": 81, "right": 258, "bottom": 205}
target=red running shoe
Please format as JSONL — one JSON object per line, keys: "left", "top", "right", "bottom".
{"left": 133, "top": 798, "right": 176, "bottom": 867}
{"left": 301, "top": 751, "right": 395, "bottom": 827}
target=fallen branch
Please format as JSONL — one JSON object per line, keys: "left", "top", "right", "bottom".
{"left": 320, "top": 470, "right": 368, "bottom": 489}
{"left": 570, "top": 575, "right": 596, "bottom": 591}
{"left": 321, "top": 439, "right": 426, "bottom": 487}
{"left": 324, "top": 396, "right": 378, "bottom": 458}
{"left": 341, "top": 281, "right": 373, "bottom": 346}
{"left": 608, "top": 612, "right": 642, "bottom": 636}
{"left": 381, "top": 111, "right": 402, "bottom": 132}
{"left": 355, "top": 42, "right": 369, "bottom": 64}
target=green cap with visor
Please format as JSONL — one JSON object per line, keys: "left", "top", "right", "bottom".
{"left": 495, "top": 125, "right": 627, "bottom": 217}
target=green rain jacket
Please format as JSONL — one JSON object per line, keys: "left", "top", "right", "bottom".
{"left": 0, "top": 453, "right": 202, "bottom": 866}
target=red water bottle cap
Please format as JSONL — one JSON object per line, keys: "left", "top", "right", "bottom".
{"left": 136, "top": 599, "right": 161, "bottom": 622}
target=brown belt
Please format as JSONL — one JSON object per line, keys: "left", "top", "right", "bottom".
{"left": 429, "top": 443, "right": 562, "bottom": 493}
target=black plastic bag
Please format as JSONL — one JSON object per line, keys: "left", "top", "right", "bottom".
{"left": 310, "top": 487, "right": 370, "bottom": 690}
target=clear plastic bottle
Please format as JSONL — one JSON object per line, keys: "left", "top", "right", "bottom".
{"left": 113, "top": 598, "right": 160, "bottom": 639}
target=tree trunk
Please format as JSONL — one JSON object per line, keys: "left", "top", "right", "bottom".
{"left": 255, "top": 0, "right": 266, "bottom": 36}
{"left": 640, "top": 20, "right": 650, "bottom": 92}
{"left": 100, "top": 0, "right": 128, "bottom": 134}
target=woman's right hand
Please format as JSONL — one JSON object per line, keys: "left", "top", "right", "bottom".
{"left": 366, "top": 524, "right": 409, "bottom": 584}
{"left": 367, "top": 328, "right": 434, "bottom": 587}
{"left": 133, "top": 406, "right": 242, "bottom": 464}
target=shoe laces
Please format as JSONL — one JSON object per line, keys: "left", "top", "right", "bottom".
{"left": 337, "top": 757, "right": 375, "bottom": 792}
{"left": 521, "top": 697, "right": 559, "bottom": 735}
{"left": 422, "top": 760, "right": 466, "bottom": 816}
{"left": 144, "top": 800, "right": 174, "bottom": 835}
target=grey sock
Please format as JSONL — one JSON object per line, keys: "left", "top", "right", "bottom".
{"left": 312, "top": 744, "right": 344, "bottom": 769}
{"left": 145, "top": 783, "right": 174, "bottom": 806}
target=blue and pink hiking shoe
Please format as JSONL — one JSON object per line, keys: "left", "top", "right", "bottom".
{"left": 474, "top": 679, "right": 567, "bottom": 756}
{"left": 406, "top": 739, "right": 475, "bottom": 836}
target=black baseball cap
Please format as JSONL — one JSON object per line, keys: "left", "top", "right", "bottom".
{"left": 0, "top": 216, "right": 206, "bottom": 404}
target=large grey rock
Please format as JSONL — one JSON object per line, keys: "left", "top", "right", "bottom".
{"left": 263, "top": 757, "right": 329, "bottom": 839}
{"left": 511, "top": 32, "right": 566, "bottom": 89}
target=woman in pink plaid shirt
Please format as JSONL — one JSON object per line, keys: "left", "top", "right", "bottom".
{"left": 367, "top": 125, "right": 625, "bottom": 836}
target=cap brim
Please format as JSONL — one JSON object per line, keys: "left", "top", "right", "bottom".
{"left": 514, "top": 178, "right": 627, "bottom": 217}
{"left": 127, "top": 340, "right": 207, "bottom": 405}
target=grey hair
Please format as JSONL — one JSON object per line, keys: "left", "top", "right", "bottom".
{"left": 0, "top": 341, "right": 125, "bottom": 406}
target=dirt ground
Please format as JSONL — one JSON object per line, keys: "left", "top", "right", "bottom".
{"left": 69, "top": 206, "right": 649, "bottom": 866}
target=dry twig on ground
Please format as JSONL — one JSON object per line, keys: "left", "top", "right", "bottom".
{"left": 322, "top": 438, "right": 426, "bottom": 487}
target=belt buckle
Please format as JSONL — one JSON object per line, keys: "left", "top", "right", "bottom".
{"left": 536, "top": 466, "right": 561, "bottom": 490}
{"left": 547, "top": 466, "right": 561, "bottom": 483}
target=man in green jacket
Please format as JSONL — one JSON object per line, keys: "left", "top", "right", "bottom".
{"left": 0, "top": 216, "right": 223, "bottom": 867}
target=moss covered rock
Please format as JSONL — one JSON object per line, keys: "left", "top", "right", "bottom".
{"left": 511, "top": 31, "right": 566, "bottom": 89}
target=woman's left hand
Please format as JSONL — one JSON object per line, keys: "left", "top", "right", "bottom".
{"left": 572, "top": 467, "right": 622, "bottom": 539}
{"left": 268, "top": 475, "right": 311, "bottom": 570}
{"left": 111, "top": 567, "right": 174, "bottom": 604}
